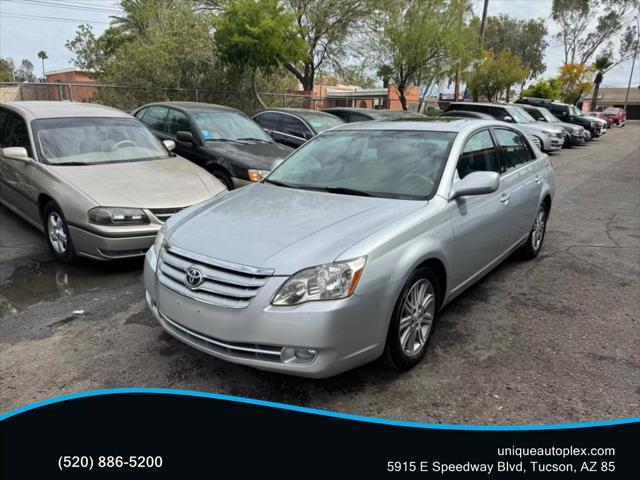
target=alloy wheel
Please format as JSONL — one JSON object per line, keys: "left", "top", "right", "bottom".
{"left": 531, "top": 206, "right": 546, "bottom": 252}
{"left": 47, "top": 212, "right": 67, "bottom": 254}
{"left": 399, "top": 278, "right": 435, "bottom": 357}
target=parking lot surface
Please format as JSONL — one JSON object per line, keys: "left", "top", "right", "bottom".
{"left": 1, "top": 124, "right": 639, "bottom": 424}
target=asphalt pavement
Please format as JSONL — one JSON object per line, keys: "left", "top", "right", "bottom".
{"left": 1, "top": 123, "right": 638, "bottom": 424}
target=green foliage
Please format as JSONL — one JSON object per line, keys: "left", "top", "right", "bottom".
{"left": 479, "top": 14, "right": 548, "bottom": 81}
{"left": 0, "top": 57, "right": 15, "bottom": 82}
{"left": 558, "top": 63, "right": 594, "bottom": 104}
{"left": 380, "top": 0, "right": 479, "bottom": 109}
{"left": 214, "top": 0, "right": 305, "bottom": 73}
{"left": 335, "top": 63, "right": 376, "bottom": 88}
{"left": 14, "top": 59, "right": 36, "bottom": 82}
{"left": 465, "top": 50, "right": 528, "bottom": 102}
{"left": 66, "top": 24, "right": 128, "bottom": 73}
{"left": 521, "top": 78, "right": 562, "bottom": 100}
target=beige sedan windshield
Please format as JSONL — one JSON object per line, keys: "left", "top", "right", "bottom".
{"left": 32, "top": 117, "right": 170, "bottom": 165}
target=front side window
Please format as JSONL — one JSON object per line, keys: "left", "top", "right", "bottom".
{"left": 253, "top": 112, "right": 282, "bottom": 131}
{"left": 457, "top": 130, "right": 500, "bottom": 179}
{"left": 140, "top": 106, "right": 168, "bottom": 132}
{"left": 267, "top": 130, "right": 456, "bottom": 199}
{"left": 524, "top": 108, "right": 544, "bottom": 121}
{"left": 507, "top": 107, "right": 536, "bottom": 124}
{"left": 166, "top": 109, "right": 192, "bottom": 136}
{"left": 493, "top": 128, "right": 534, "bottom": 171}
{"left": 32, "top": 117, "right": 170, "bottom": 165}
{"left": 191, "top": 110, "right": 272, "bottom": 142}
{"left": 282, "top": 116, "right": 310, "bottom": 138}
{"left": 3, "top": 112, "right": 32, "bottom": 156}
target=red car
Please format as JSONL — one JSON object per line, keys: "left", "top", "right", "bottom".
{"left": 589, "top": 111, "right": 613, "bottom": 128}
{"left": 602, "top": 107, "right": 626, "bottom": 127}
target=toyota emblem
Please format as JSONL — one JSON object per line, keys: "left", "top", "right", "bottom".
{"left": 184, "top": 266, "right": 205, "bottom": 289}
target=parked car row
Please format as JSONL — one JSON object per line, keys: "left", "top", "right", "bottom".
{"left": 1, "top": 96, "right": 622, "bottom": 377}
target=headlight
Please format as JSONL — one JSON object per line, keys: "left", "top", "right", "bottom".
{"left": 153, "top": 225, "right": 166, "bottom": 257}
{"left": 272, "top": 257, "right": 367, "bottom": 306}
{"left": 88, "top": 207, "right": 149, "bottom": 225}
{"left": 543, "top": 130, "right": 561, "bottom": 138}
{"left": 247, "top": 169, "right": 270, "bottom": 182}
{"left": 571, "top": 127, "right": 582, "bottom": 135}
{"left": 590, "top": 121, "right": 596, "bottom": 129}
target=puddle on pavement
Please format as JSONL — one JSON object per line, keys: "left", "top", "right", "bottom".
{"left": 0, "top": 259, "right": 142, "bottom": 316}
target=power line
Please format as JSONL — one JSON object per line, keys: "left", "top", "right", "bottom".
{"left": 4, "top": 0, "right": 122, "bottom": 14}
{"left": 0, "top": 12, "right": 109, "bottom": 24}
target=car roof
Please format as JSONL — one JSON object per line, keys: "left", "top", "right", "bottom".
{"left": 256, "top": 107, "right": 337, "bottom": 117}
{"left": 3, "top": 101, "right": 130, "bottom": 120}
{"left": 137, "top": 101, "right": 240, "bottom": 113}
{"left": 449, "top": 101, "right": 517, "bottom": 108}
{"left": 333, "top": 118, "right": 500, "bottom": 133}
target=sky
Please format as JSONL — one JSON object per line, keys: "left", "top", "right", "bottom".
{"left": 0, "top": 0, "right": 638, "bottom": 89}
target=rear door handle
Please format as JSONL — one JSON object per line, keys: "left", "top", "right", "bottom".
{"left": 534, "top": 175, "right": 543, "bottom": 184}
{"left": 499, "top": 193, "right": 510, "bottom": 204}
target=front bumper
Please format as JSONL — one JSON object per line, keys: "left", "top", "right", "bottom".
{"left": 143, "top": 248, "right": 395, "bottom": 378}
{"left": 568, "top": 132, "right": 586, "bottom": 145}
{"left": 69, "top": 225, "right": 158, "bottom": 260}
{"left": 542, "top": 135, "right": 563, "bottom": 151}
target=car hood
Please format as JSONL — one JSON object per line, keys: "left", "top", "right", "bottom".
{"left": 527, "top": 122, "right": 564, "bottom": 134}
{"left": 203, "top": 141, "right": 292, "bottom": 170}
{"left": 549, "top": 121, "right": 585, "bottom": 132}
{"left": 166, "top": 183, "right": 424, "bottom": 274}
{"left": 51, "top": 157, "right": 223, "bottom": 208}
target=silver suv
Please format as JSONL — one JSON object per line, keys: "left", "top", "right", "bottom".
{"left": 144, "top": 118, "right": 555, "bottom": 377}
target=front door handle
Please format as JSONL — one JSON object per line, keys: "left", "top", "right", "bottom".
{"left": 499, "top": 193, "right": 510, "bottom": 204}
{"left": 534, "top": 175, "right": 543, "bottom": 184}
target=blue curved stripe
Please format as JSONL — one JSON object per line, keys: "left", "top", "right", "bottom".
{"left": 1, "top": 388, "right": 638, "bottom": 431}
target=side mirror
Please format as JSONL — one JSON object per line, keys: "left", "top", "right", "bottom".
{"left": 176, "top": 131, "right": 195, "bottom": 143}
{"left": 2, "top": 147, "right": 33, "bottom": 163}
{"left": 503, "top": 116, "right": 513, "bottom": 123}
{"left": 162, "top": 139, "right": 175, "bottom": 152}
{"left": 450, "top": 171, "right": 500, "bottom": 199}
{"left": 303, "top": 131, "right": 314, "bottom": 140}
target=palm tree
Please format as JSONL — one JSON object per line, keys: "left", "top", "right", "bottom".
{"left": 591, "top": 55, "right": 614, "bottom": 111}
{"left": 37, "top": 50, "right": 48, "bottom": 81}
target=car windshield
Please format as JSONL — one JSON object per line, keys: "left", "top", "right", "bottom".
{"left": 191, "top": 110, "right": 272, "bottom": 142}
{"left": 32, "top": 117, "right": 170, "bottom": 165}
{"left": 603, "top": 108, "right": 619, "bottom": 114}
{"left": 266, "top": 130, "right": 456, "bottom": 200}
{"left": 303, "top": 113, "right": 344, "bottom": 132}
{"left": 508, "top": 107, "right": 536, "bottom": 124}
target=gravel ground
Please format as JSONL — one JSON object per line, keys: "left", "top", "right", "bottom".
{"left": 1, "top": 123, "right": 638, "bottom": 424}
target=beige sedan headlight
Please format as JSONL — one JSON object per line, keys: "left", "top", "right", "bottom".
{"left": 88, "top": 207, "right": 149, "bottom": 225}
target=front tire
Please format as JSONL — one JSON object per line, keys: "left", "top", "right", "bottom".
{"left": 519, "top": 203, "right": 548, "bottom": 260}
{"left": 43, "top": 202, "right": 76, "bottom": 263}
{"left": 384, "top": 267, "right": 440, "bottom": 371}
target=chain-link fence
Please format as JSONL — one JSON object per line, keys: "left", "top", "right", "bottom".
{"left": 0, "top": 82, "right": 411, "bottom": 114}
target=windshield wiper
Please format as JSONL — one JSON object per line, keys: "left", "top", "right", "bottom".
{"left": 51, "top": 161, "right": 87, "bottom": 166}
{"left": 205, "top": 138, "right": 243, "bottom": 143}
{"left": 322, "top": 186, "right": 371, "bottom": 197}
{"left": 264, "top": 178, "right": 295, "bottom": 188}
{"left": 236, "top": 137, "right": 271, "bottom": 143}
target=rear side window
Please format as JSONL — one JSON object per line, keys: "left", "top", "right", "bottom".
{"left": 2, "top": 112, "right": 32, "bottom": 156}
{"left": 140, "top": 106, "right": 168, "bottom": 132}
{"left": 493, "top": 128, "right": 534, "bottom": 171}
{"left": 348, "top": 112, "right": 372, "bottom": 122}
{"left": 457, "top": 130, "right": 500, "bottom": 179}
{"left": 166, "top": 109, "right": 192, "bottom": 136}
{"left": 253, "top": 112, "right": 282, "bottom": 131}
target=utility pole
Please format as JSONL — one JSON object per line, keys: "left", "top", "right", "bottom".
{"left": 479, "top": 0, "right": 489, "bottom": 44}
{"left": 623, "top": 15, "right": 639, "bottom": 112}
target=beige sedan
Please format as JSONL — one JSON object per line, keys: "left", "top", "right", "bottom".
{"left": 0, "top": 101, "right": 226, "bottom": 262}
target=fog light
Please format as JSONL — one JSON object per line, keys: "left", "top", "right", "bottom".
{"left": 280, "top": 347, "right": 318, "bottom": 364}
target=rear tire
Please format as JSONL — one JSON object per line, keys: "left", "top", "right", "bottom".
{"left": 384, "top": 267, "right": 440, "bottom": 371}
{"left": 519, "top": 203, "right": 548, "bottom": 260}
{"left": 43, "top": 202, "right": 76, "bottom": 263}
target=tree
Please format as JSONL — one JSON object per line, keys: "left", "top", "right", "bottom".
{"left": 557, "top": 62, "right": 594, "bottom": 105}
{"left": 334, "top": 63, "right": 376, "bottom": 88}
{"left": 380, "top": 0, "right": 478, "bottom": 110}
{"left": 481, "top": 15, "right": 548, "bottom": 87}
{"left": 283, "top": 0, "right": 379, "bottom": 91}
{"left": 376, "top": 64, "right": 393, "bottom": 88}
{"left": 590, "top": 55, "right": 614, "bottom": 111}
{"left": 66, "top": 24, "right": 128, "bottom": 74}
{"left": 37, "top": 51, "right": 48, "bottom": 80}
{"left": 110, "top": 0, "right": 177, "bottom": 39}
{"left": 0, "top": 57, "right": 15, "bottom": 82}
{"left": 466, "top": 50, "right": 528, "bottom": 102}
{"left": 214, "top": 0, "right": 306, "bottom": 107}
{"left": 552, "top": 0, "right": 639, "bottom": 65}
{"left": 521, "top": 78, "right": 562, "bottom": 100}
{"left": 14, "top": 59, "right": 36, "bottom": 82}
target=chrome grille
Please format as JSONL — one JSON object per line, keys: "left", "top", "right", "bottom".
{"left": 158, "top": 245, "right": 273, "bottom": 309}
{"left": 150, "top": 207, "right": 184, "bottom": 223}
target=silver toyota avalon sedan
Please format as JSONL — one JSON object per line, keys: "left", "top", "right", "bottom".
{"left": 144, "top": 118, "right": 555, "bottom": 377}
